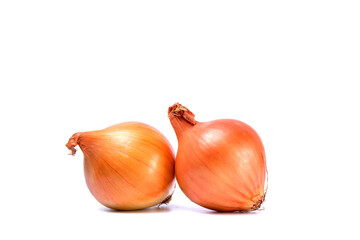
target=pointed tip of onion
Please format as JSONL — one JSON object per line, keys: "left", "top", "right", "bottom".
{"left": 168, "top": 102, "right": 184, "bottom": 115}
{"left": 168, "top": 103, "right": 197, "bottom": 125}
{"left": 65, "top": 132, "right": 83, "bottom": 155}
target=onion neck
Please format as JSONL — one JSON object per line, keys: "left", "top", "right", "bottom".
{"left": 66, "top": 132, "right": 83, "bottom": 155}
{"left": 168, "top": 103, "right": 197, "bottom": 138}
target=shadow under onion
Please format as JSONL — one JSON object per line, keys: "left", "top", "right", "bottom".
{"left": 99, "top": 205, "right": 172, "bottom": 214}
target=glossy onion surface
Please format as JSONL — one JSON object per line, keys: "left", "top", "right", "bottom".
{"left": 169, "top": 103, "right": 267, "bottom": 212}
{"left": 66, "top": 122, "right": 175, "bottom": 210}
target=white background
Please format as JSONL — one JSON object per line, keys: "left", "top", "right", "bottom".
{"left": 1, "top": 1, "right": 359, "bottom": 239}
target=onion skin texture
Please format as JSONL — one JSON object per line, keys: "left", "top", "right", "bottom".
{"left": 169, "top": 103, "right": 267, "bottom": 212}
{"left": 66, "top": 122, "right": 175, "bottom": 210}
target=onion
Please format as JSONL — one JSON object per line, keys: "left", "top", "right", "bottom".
{"left": 168, "top": 103, "right": 267, "bottom": 212}
{"left": 66, "top": 122, "right": 175, "bottom": 210}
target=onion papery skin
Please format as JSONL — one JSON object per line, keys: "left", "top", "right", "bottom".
{"left": 66, "top": 122, "right": 175, "bottom": 210}
{"left": 168, "top": 103, "right": 267, "bottom": 212}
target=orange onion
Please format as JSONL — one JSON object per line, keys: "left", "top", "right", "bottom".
{"left": 66, "top": 122, "right": 175, "bottom": 210}
{"left": 168, "top": 103, "right": 267, "bottom": 212}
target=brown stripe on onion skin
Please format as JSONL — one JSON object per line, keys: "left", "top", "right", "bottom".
{"left": 185, "top": 145, "right": 255, "bottom": 207}
{"left": 87, "top": 142, "right": 171, "bottom": 180}
{"left": 196, "top": 128, "right": 257, "bottom": 200}
{"left": 185, "top": 171, "right": 254, "bottom": 211}
{"left": 169, "top": 103, "right": 267, "bottom": 212}
{"left": 83, "top": 136, "right": 163, "bottom": 210}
